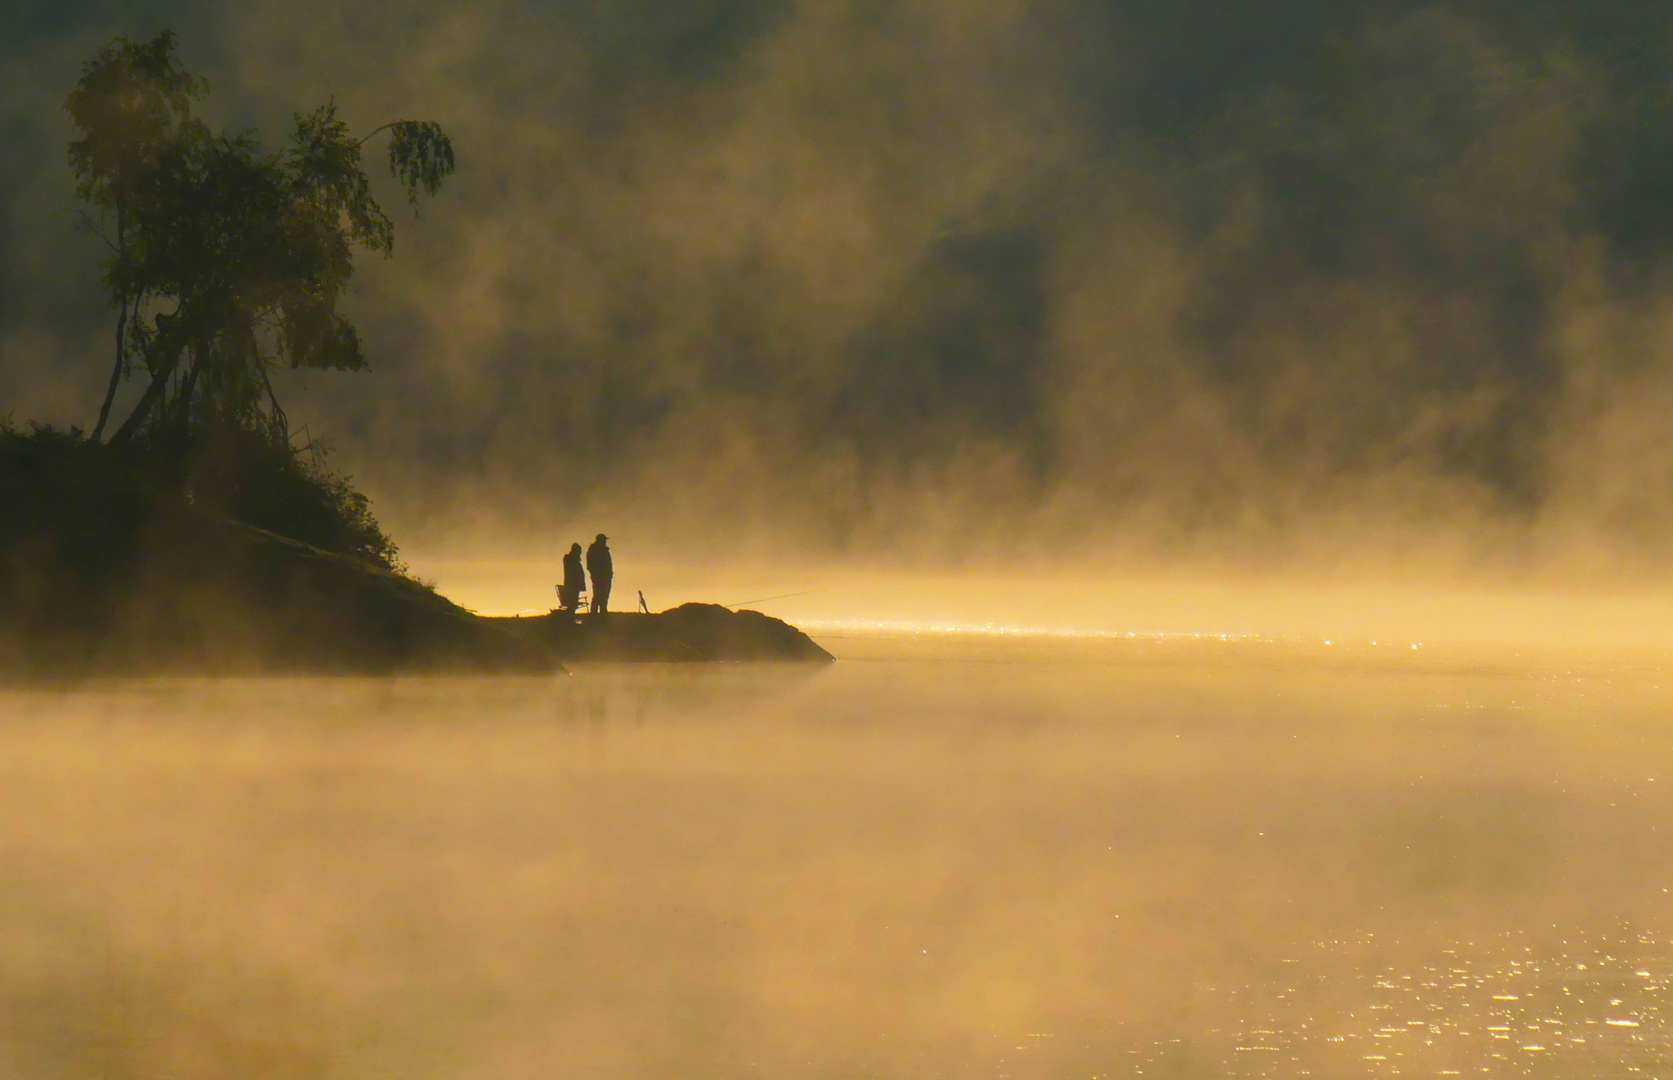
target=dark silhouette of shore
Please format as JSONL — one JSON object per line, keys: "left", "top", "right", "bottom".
{"left": 0, "top": 427, "right": 831, "bottom": 679}
{"left": 491, "top": 603, "right": 833, "bottom": 663}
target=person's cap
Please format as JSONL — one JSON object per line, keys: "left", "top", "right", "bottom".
{"left": 596, "top": 533, "right": 608, "bottom": 541}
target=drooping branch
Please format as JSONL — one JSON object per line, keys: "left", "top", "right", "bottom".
{"left": 359, "top": 119, "right": 455, "bottom": 207}
{"left": 259, "top": 364, "right": 289, "bottom": 443}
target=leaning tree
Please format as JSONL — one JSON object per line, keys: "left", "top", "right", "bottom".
{"left": 66, "top": 30, "right": 455, "bottom": 445}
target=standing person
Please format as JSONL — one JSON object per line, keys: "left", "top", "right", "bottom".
{"left": 558, "top": 543, "right": 585, "bottom": 613}
{"left": 586, "top": 533, "right": 613, "bottom": 614}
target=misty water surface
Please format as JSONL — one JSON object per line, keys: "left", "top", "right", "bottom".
{"left": 2, "top": 637, "right": 1672, "bottom": 1078}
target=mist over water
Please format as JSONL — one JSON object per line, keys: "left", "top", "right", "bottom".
{"left": 5, "top": 637, "right": 1672, "bottom": 1078}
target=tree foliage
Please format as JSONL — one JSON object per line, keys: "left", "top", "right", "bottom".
{"left": 66, "top": 31, "right": 456, "bottom": 446}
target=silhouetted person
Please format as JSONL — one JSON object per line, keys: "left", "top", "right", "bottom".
{"left": 586, "top": 533, "right": 613, "bottom": 614}
{"left": 558, "top": 543, "right": 585, "bottom": 613}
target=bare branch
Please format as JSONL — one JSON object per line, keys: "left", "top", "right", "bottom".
{"left": 72, "top": 209, "right": 119, "bottom": 254}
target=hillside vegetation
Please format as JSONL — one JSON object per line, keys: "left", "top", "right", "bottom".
{"left": 0, "top": 423, "right": 554, "bottom": 676}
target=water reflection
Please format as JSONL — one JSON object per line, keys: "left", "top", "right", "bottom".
{"left": 1113, "top": 926, "right": 1672, "bottom": 1077}
{"left": 0, "top": 643, "right": 1669, "bottom": 1078}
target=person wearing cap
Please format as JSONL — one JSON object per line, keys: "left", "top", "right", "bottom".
{"left": 586, "top": 533, "right": 613, "bottom": 614}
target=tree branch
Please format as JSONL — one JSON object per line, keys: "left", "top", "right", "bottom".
{"left": 352, "top": 121, "right": 400, "bottom": 148}
{"left": 72, "top": 210, "right": 120, "bottom": 255}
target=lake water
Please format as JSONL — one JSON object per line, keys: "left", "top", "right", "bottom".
{"left": 2, "top": 634, "right": 1671, "bottom": 1078}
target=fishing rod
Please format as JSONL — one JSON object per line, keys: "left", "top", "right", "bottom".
{"left": 724, "top": 589, "right": 819, "bottom": 610}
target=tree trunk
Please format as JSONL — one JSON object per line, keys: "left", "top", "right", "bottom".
{"left": 110, "top": 314, "right": 195, "bottom": 446}
{"left": 90, "top": 295, "right": 128, "bottom": 443}
{"left": 109, "top": 337, "right": 189, "bottom": 447}
{"left": 174, "top": 360, "right": 201, "bottom": 430}
{"left": 91, "top": 212, "right": 128, "bottom": 444}
{"left": 108, "top": 364, "right": 171, "bottom": 446}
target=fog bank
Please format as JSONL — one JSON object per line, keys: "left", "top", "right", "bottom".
{"left": 7, "top": 1, "right": 1673, "bottom": 573}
